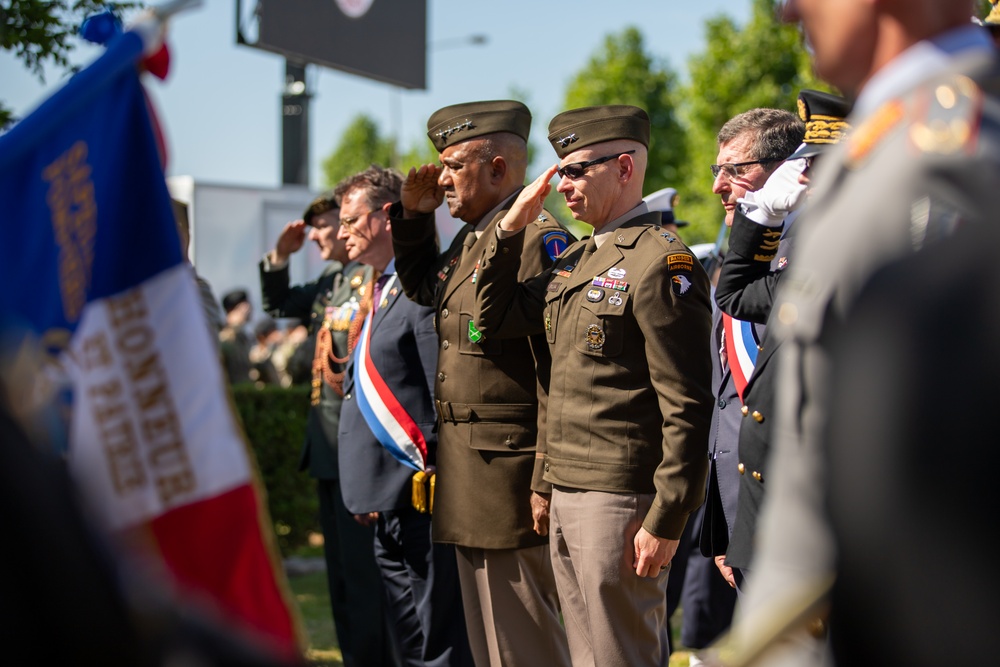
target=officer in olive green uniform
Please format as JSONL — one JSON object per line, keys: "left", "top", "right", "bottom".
{"left": 474, "top": 105, "right": 713, "bottom": 667}
{"left": 390, "top": 101, "right": 573, "bottom": 667}
{"left": 260, "top": 195, "right": 392, "bottom": 667}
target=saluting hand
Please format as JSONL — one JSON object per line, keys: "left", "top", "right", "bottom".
{"left": 499, "top": 164, "right": 558, "bottom": 233}
{"left": 401, "top": 164, "right": 444, "bottom": 216}
{"left": 271, "top": 219, "right": 308, "bottom": 265}
{"left": 633, "top": 527, "right": 679, "bottom": 578}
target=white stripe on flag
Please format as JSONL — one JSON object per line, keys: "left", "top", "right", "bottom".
{"left": 66, "top": 264, "right": 250, "bottom": 530}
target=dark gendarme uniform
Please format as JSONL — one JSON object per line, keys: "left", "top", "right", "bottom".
{"left": 715, "top": 89, "right": 852, "bottom": 571}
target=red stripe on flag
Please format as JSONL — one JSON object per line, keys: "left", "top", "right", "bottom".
{"left": 150, "top": 483, "right": 300, "bottom": 661}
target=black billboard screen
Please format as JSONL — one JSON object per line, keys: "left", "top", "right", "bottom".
{"left": 248, "top": 0, "right": 427, "bottom": 89}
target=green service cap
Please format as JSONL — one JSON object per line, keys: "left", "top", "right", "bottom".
{"left": 427, "top": 100, "right": 532, "bottom": 152}
{"left": 547, "top": 105, "right": 650, "bottom": 158}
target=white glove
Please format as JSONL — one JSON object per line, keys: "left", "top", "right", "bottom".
{"left": 737, "top": 158, "right": 809, "bottom": 227}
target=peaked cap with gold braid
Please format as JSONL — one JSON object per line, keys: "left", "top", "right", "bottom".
{"left": 787, "top": 89, "right": 853, "bottom": 161}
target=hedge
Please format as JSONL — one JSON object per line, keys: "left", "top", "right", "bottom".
{"left": 231, "top": 383, "right": 319, "bottom": 554}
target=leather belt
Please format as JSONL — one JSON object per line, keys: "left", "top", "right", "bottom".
{"left": 435, "top": 400, "right": 536, "bottom": 423}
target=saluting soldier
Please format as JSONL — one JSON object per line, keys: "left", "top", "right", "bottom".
{"left": 389, "top": 101, "right": 573, "bottom": 667}
{"left": 714, "top": 90, "right": 851, "bottom": 581}
{"left": 473, "top": 105, "right": 714, "bottom": 667}
{"left": 259, "top": 195, "right": 393, "bottom": 667}
{"left": 699, "top": 108, "right": 804, "bottom": 594}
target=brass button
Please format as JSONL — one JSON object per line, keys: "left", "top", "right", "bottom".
{"left": 544, "top": 462, "right": 550, "bottom": 472}
{"left": 752, "top": 471, "right": 763, "bottom": 482}
{"left": 442, "top": 340, "right": 450, "bottom": 350}
{"left": 738, "top": 463, "right": 745, "bottom": 475}
{"left": 741, "top": 405, "right": 749, "bottom": 416}
{"left": 490, "top": 243, "right": 496, "bottom": 252}
{"left": 752, "top": 411, "right": 764, "bottom": 423}
{"left": 502, "top": 246, "right": 510, "bottom": 254}
{"left": 505, "top": 437, "right": 515, "bottom": 449}
{"left": 437, "top": 372, "right": 446, "bottom": 382}
{"left": 441, "top": 308, "right": 450, "bottom": 318}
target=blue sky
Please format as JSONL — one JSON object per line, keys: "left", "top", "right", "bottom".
{"left": 1, "top": 0, "right": 751, "bottom": 191}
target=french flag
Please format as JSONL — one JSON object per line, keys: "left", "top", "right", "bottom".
{"left": 0, "top": 28, "right": 301, "bottom": 661}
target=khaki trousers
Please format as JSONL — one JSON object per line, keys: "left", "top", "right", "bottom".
{"left": 550, "top": 487, "right": 671, "bottom": 667}
{"left": 455, "top": 544, "right": 570, "bottom": 667}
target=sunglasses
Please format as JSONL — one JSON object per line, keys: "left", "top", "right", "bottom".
{"left": 556, "top": 150, "right": 636, "bottom": 180}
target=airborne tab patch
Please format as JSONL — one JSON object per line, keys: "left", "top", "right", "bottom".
{"left": 667, "top": 253, "right": 694, "bottom": 273}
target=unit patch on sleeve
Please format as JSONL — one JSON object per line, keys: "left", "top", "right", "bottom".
{"left": 671, "top": 274, "right": 693, "bottom": 297}
{"left": 543, "top": 230, "right": 570, "bottom": 260}
{"left": 666, "top": 253, "right": 694, "bottom": 273}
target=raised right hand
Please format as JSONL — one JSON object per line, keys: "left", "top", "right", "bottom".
{"left": 272, "top": 220, "right": 308, "bottom": 264}
{"left": 401, "top": 164, "right": 444, "bottom": 216}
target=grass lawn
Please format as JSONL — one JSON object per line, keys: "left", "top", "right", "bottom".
{"left": 287, "top": 562, "right": 695, "bottom": 667}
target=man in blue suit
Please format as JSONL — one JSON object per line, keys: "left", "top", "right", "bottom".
{"left": 335, "top": 166, "right": 473, "bottom": 667}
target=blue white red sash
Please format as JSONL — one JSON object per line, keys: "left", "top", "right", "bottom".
{"left": 722, "top": 312, "right": 759, "bottom": 402}
{"left": 353, "top": 277, "right": 428, "bottom": 472}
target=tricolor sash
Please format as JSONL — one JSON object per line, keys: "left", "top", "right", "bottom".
{"left": 722, "top": 312, "right": 759, "bottom": 402}
{"left": 353, "top": 277, "right": 428, "bottom": 472}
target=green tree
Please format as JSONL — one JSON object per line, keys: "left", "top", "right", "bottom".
{"left": 678, "top": 0, "right": 828, "bottom": 244}
{"left": 0, "top": 1, "right": 139, "bottom": 128}
{"left": 321, "top": 113, "right": 394, "bottom": 188}
{"left": 563, "top": 26, "right": 687, "bottom": 198}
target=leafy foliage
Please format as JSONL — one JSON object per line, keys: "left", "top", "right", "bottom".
{"left": 321, "top": 114, "right": 395, "bottom": 188}
{"left": 0, "top": 0, "right": 140, "bottom": 128}
{"left": 231, "top": 383, "right": 319, "bottom": 554}
{"left": 564, "top": 26, "right": 687, "bottom": 198}
{"left": 678, "top": 0, "right": 829, "bottom": 243}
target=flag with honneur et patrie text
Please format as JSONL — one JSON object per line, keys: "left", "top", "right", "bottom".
{"left": 0, "top": 27, "right": 302, "bottom": 661}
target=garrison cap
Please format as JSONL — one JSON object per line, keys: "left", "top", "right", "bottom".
{"left": 547, "top": 105, "right": 650, "bottom": 158}
{"left": 787, "top": 89, "right": 852, "bottom": 160}
{"left": 427, "top": 100, "right": 531, "bottom": 152}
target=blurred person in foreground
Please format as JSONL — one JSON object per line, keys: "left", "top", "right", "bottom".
{"left": 390, "top": 100, "right": 573, "bottom": 667}
{"left": 473, "top": 105, "right": 713, "bottom": 667}
{"left": 706, "top": 1, "right": 1000, "bottom": 665}
{"left": 824, "top": 221, "right": 1000, "bottom": 666}
{"left": 334, "top": 166, "right": 473, "bottom": 667}
{"left": 260, "top": 193, "right": 394, "bottom": 666}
